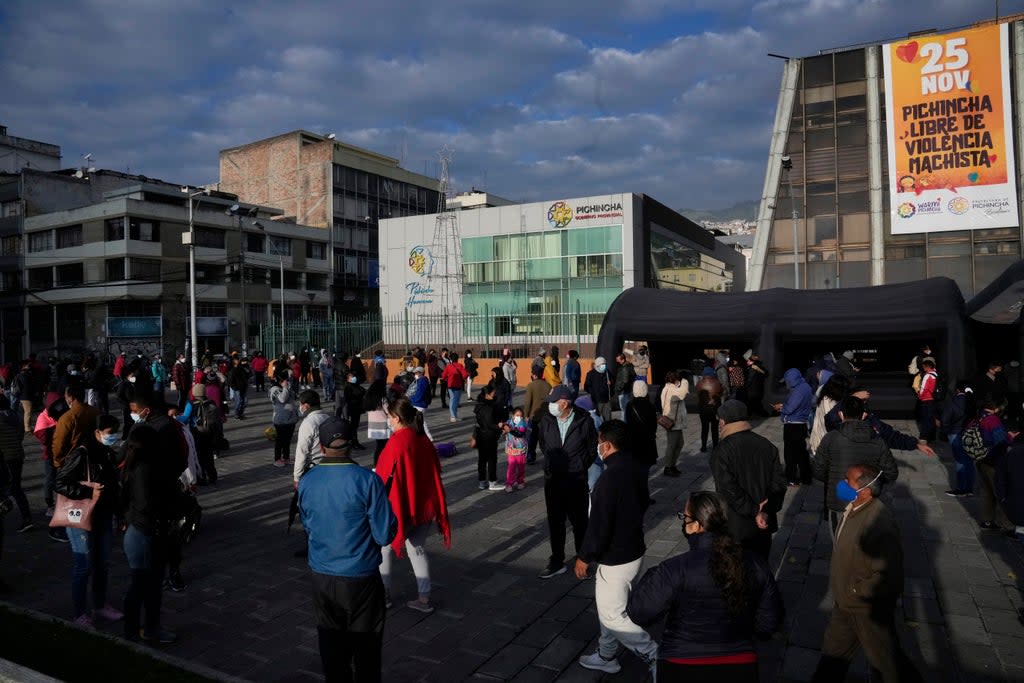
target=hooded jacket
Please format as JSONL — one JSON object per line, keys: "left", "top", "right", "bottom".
{"left": 813, "top": 419, "right": 899, "bottom": 512}
{"left": 780, "top": 369, "right": 814, "bottom": 424}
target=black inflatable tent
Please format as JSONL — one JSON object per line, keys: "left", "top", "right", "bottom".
{"left": 596, "top": 277, "right": 969, "bottom": 414}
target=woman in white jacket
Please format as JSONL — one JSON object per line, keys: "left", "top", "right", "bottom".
{"left": 660, "top": 371, "right": 689, "bottom": 477}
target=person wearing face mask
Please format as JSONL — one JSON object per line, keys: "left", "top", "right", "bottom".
{"left": 55, "top": 414, "right": 123, "bottom": 627}
{"left": 340, "top": 370, "right": 368, "bottom": 449}
{"left": 812, "top": 395, "right": 899, "bottom": 538}
{"left": 628, "top": 491, "right": 783, "bottom": 682}
{"left": 375, "top": 397, "right": 451, "bottom": 614}
{"left": 441, "top": 354, "right": 469, "bottom": 422}
{"left": 563, "top": 350, "right": 582, "bottom": 400}
{"left": 463, "top": 350, "right": 479, "bottom": 401}
{"left": 270, "top": 373, "right": 298, "bottom": 468}
{"left": 812, "top": 465, "right": 922, "bottom": 683}
{"left": 575, "top": 419, "right": 658, "bottom": 676}
{"left": 472, "top": 384, "right": 504, "bottom": 491}
{"left": 659, "top": 371, "right": 689, "bottom": 477}
{"left": 502, "top": 407, "right": 529, "bottom": 492}
{"left": 583, "top": 357, "right": 612, "bottom": 422}
{"left": 292, "top": 390, "right": 333, "bottom": 490}
{"left": 536, "top": 385, "right": 597, "bottom": 579}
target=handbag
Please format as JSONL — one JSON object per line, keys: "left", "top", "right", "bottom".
{"left": 657, "top": 415, "right": 675, "bottom": 430}
{"left": 50, "top": 452, "right": 98, "bottom": 532}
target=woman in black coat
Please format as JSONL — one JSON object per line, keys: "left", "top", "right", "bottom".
{"left": 625, "top": 380, "right": 658, "bottom": 466}
{"left": 473, "top": 384, "right": 504, "bottom": 490}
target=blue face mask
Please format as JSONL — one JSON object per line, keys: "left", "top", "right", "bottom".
{"left": 596, "top": 364, "right": 607, "bottom": 373}
{"left": 836, "top": 471, "right": 882, "bottom": 503}
{"left": 130, "top": 413, "right": 143, "bottom": 423}
{"left": 101, "top": 434, "right": 119, "bottom": 447}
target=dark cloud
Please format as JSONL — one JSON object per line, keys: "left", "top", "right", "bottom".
{"left": 1, "top": 0, "right": 1021, "bottom": 211}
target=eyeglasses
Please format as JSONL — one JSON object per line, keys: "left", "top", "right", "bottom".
{"left": 676, "top": 512, "right": 696, "bottom": 524}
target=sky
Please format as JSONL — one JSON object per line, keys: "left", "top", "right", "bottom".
{"left": 0, "top": 0, "right": 1020, "bottom": 211}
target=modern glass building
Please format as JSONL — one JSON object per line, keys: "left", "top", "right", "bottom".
{"left": 379, "top": 193, "right": 744, "bottom": 341}
{"left": 749, "top": 15, "right": 1024, "bottom": 296}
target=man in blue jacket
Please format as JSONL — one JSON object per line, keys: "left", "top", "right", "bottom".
{"left": 773, "top": 368, "right": 814, "bottom": 486}
{"left": 298, "top": 417, "right": 396, "bottom": 683}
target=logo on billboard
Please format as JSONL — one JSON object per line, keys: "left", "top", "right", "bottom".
{"left": 947, "top": 197, "right": 970, "bottom": 215}
{"left": 897, "top": 202, "right": 917, "bottom": 218}
{"left": 408, "top": 246, "right": 434, "bottom": 277}
{"left": 547, "top": 201, "right": 573, "bottom": 228}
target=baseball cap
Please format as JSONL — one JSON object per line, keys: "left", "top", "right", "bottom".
{"left": 717, "top": 399, "right": 748, "bottom": 424}
{"left": 548, "top": 386, "right": 572, "bottom": 402}
{"left": 318, "top": 417, "right": 350, "bottom": 450}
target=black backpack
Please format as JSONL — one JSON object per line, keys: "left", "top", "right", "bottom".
{"left": 192, "top": 399, "right": 221, "bottom": 435}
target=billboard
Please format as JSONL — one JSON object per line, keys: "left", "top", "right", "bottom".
{"left": 883, "top": 23, "right": 1018, "bottom": 233}
{"left": 108, "top": 317, "right": 162, "bottom": 338}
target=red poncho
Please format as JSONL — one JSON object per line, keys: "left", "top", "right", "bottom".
{"left": 375, "top": 427, "right": 452, "bottom": 558}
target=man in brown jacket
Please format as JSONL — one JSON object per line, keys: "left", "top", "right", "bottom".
{"left": 524, "top": 368, "right": 551, "bottom": 465}
{"left": 52, "top": 382, "right": 100, "bottom": 468}
{"left": 812, "top": 464, "right": 922, "bottom": 683}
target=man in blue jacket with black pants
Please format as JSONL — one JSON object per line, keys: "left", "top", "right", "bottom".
{"left": 773, "top": 368, "right": 814, "bottom": 487}
{"left": 299, "top": 416, "right": 396, "bottom": 682}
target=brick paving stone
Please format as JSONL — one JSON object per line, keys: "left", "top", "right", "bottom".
{"left": 977, "top": 606, "right": 1024, "bottom": 636}
{"left": 509, "top": 665, "right": 561, "bottom": 683}
{"left": 477, "top": 644, "right": 542, "bottom": 680}
{"left": 532, "top": 635, "right": 588, "bottom": 671}
{"left": 512, "top": 618, "right": 568, "bottom": 649}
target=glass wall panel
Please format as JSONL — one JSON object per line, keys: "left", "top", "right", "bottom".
{"left": 929, "top": 255, "right": 973, "bottom": 296}
{"left": 840, "top": 214, "right": 870, "bottom": 244}
{"left": 975, "top": 250, "right": 1020, "bottom": 291}
{"left": 809, "top": 215, "right": 838, "bottom": 246}
{"left": 763, "top": 264, "right": 796, "bottom": 289}
{"left": 886, "top": 259, "right": 926, "bottom": 283}
{"left": 462, "top": 237, "right": 491, "bottom": 262}
{"left": 808, "top": 261, "right": 840, "bottom": 289}
{"left": 840, "top": 260, "right": 871, "bottom": 287}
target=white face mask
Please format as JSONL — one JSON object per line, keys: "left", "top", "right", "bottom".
{"left": 596, "top": 364, "right": 606, "bottom": 373}
{"left": 548, "top": 402, "right": 562, "bottom": 417}
{"left": 512, "top": 415, "right": 523, "bottom": 425}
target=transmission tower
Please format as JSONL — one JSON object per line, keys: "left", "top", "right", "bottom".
{"left": 429, "top": 147, "right": 463, "bottom": 314}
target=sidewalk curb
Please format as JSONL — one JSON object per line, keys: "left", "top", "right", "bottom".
{"left": 0, "top": 600, "right": 251, "bottom": 683}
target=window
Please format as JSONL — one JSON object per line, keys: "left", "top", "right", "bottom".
{"left": 1, "top": 236, "right": 20, "bottom": 256}
{"left": 56, "top": 225, "right": 82, "bottom": 249}
{"left": 307, "top": 273, "right": 328, "bottom": 290}
{"left": 0, "top": 200, "right": 21, "bottom": 217}
{"left": 56, "top": 263, "right": 84, "bottom": 287}
{"left": 283, "top": 271, "right": 301, "bottom": 289}
{"left": 105, "top": 258, "right": 125, "bottom": 281}
{"left": 28, "top": 231, "right": 53, "bottom": 253}
{"left": 129, "top": 219, "right": 159, "bottom": 242}
{"left": 306, "top": 241, "right": 326, "bottom": 260}
{"left": 130, "top": 258, "right": 161, "bottom": 281}
{"left": 0, "top": 270, "right": 21, "bottom": 292}
{"left": 269, "top": 236, "right": 291, "bottom": 256}
{"left": 246, "top": 234, "right": 265, "bottom": 253}
{"left": 56, "top": 303, "right": 85, "bottom": 341}
{"left": 197, "top": 303, "right": 226, "bottom": 317}
{"left": 28, "top": 306, "right": 53, "bottom": 343}
{"left": 195, "top": 228, "right": 225, "bottom": 249}
{"left": 28, "top": 267, "right": 52, "bottom": 290}
{"left": 105, "top": 218, "right": 126, "bottom": 241}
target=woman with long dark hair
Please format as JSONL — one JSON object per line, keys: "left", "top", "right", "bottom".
{"left": 628, "top": 491, "right": 783, "bottom": 682}
{"left": 808, "top": 372, "right": 850, "bottom": 456}
{"left": 376, "top": 397, "right": 451, "bottom": 614}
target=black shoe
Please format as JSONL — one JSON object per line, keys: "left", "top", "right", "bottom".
{"left": 980, "top": 521, "right": 999, "bottom": 530}
{"left": 16, "top": 521, "right": 35, "bottom": 533}
{"left": 945, "top": 489, "right": 967, "bottom": 497}
{"left": 139, "top": 628, "right": 177, "bottom": 644}
{"left": 538, "top": 562, "right": 567, "bottom": 579}
{"left": 164, "top": 574, "right": 186, "bottom": 592}
{"left": 663, "top": 466, "right": 681, "bottom": 477}
{"left": 48, "top": 528, "right": 69, "bottom": 543}
{"left": 293, "top": 548, "right": 308, "bottom": 559}
{"left": 699, "top": 446, "right": 707, "bottom": 453}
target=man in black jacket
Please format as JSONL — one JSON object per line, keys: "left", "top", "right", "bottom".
{"left": 583, "top": 356, "right": 612, "bottom": 422}
{"left": 537, "top": 385, "right": 597, "bottom": 579}
{"left": 813, "top": 395, "right": 899, "bottom": 536}
{"left": 710, "top": 400, "right": 787, "bottom": 560}
{"left": 575, "top": 420, "right": 658, "bottom": 674}
{"left": 227, "top": 357, "right": 251, "bottom": 419}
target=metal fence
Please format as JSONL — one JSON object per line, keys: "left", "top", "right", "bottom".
{"left": 255, "top": 305, "right": 607, "bottom": 358}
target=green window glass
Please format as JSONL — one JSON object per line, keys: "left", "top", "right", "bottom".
{"left": 527, "top": 258, "right": 563, "bottom": 279}
{"left": 462, "top": 236, "right": 492, "bottom": 263}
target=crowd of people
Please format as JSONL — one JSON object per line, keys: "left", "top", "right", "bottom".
{"left": 1, "top": 339, "right": 1021, "bottom": 681}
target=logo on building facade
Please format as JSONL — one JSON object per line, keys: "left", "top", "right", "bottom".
{"left": 947, "top": 197, "right": 970, "bottom": 215}
{"left": 408, "top": 246, "right": 434, "bottom": 277}
{"left": 547, "top": 201, "right": 573, "bottom": 228}
{"left": 896, "top": 202, "right": 916, "bottom": 218}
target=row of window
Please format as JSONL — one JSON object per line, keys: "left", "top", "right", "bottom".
{"left": 0, "top": 200, "right": 21, "bottom": 218}
{"left": 330, "top": 165, "right": 439, "bottom": 211}
{"left": 463, "top": 254, "right": 624, "bottom": 283}
{"left": 463, "top": 226, "right": 624, "bottom": 264}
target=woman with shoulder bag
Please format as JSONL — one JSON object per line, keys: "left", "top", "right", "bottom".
{"left": 269, "top": 373, "right": 298, "bottom": 468}
{"left": 55, "top": 413, "right": 123, "bottom": 627}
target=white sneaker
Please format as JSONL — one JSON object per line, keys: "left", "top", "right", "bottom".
{"left": 488, "top": 482, "right": 504, "bottom": 491}
{"left": 579, "top": 651, "right": 621, "bottom": 673}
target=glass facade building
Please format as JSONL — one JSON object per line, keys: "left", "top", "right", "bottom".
{"left": 750, "top": 18, "right": 1023, "bottom": 296}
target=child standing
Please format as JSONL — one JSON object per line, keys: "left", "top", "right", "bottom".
{"left": 503, "top": 407, "right": 529, "bottom": 492}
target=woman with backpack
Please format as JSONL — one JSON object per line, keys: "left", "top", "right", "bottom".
{"left": 943, "top": 381, "right": 977, "bottom": 498}
{"left": 973, "top": 399, "right": 1014, "bottom": 531}
{"left": 178, "top": 384, "right": 220, "bottom": 485}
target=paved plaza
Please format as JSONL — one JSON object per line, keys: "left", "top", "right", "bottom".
{"left": 3, "top": 390, "right": 1024, "bottom": 682}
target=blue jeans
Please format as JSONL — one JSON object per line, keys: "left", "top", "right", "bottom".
{"left": 588, "top": 458, "right": 606, "bottom": 493}
{"left": 618, "top": 393, "right": 630, "bottom": 413}
{"left": 448, "top": 388, "right": 463, "bottom": 419}
{"left": 233, "top": 390, "right": 248, "bottom": 417}
{"left": 67, "top": 512, "right": 113, "bottom": 618}
{"left": 949, "top": 433, "right": 976, "bottom": 492}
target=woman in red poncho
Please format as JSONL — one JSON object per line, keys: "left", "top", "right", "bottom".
{"left": 376, "top": 396, "right": 451, "bottom": 614}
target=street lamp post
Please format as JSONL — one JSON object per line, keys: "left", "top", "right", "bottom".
{"left": 181, "top": 187, "right": 209, "bottom": 370}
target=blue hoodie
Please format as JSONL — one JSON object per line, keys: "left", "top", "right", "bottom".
{"left": 781, "top": 368, "right": 814, "bottom": 424}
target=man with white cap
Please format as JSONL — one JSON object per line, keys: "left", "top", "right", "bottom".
{"left": 583, "top": 357, "right": 612, "bottom": 422}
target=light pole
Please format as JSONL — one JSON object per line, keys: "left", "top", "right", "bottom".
{"left": 254, "top": 221, "right": 286, "bottom": 356}
{"left": 781, "top": 155, "right": 799, "bottom": 289}
{"left": 181, "top": 187, "right": 209, "bottom": 370}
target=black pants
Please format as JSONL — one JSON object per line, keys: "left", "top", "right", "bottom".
{"left": 311, "top": 572, "right": 385, "bottom": 683}
{"left": 124, "top": 532, "right": 167, "bottom": 637}
{"left": 121, "top": 406, "right": 133, "bottom": 439}
{"left": 5, "top": 458, "right": 31, "bottom": 523}
{"left": 372, "top": 440, "right": 387, "bottom": 468}
{"left": 429, "top": 375, "right": 439, "bottom": 397}
{"left": 916, "top": 400, "right": 937, "bottom": 442}
{"left": 347, "top": 410, "right": 363, "bottom": 445}
{"left": 658, "top": 660, "right": 758, "bottom": 683}
{"left": 275, "top": 422, "right": 296, "bottom": 462}
{"left": 741, "top": 529, "right": 772, "bottom": 561}
{"left": 699, "top": 407, "right": 719, "bottom": 450}
{"left": 783, "top": 423, "right": 812, "bottom": 484}
{"left": 439, "top": 379, "right": 448, "bottom": 407}
{"left": 476, "top": 435, "right": 498, "bottom": 483}
{"left": 255, "top": 371, "right": 266, "bottom": 392}
{"left": 195, "top": 432, "right": 217, "bottom": 484}
{"left": 527, "top": 418, "right": 540, "bottom": 462}
{"left": 543, "top": 476, "right": 589, "bottom": 565}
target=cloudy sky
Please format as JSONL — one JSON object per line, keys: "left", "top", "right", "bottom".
{"left": 0, "top": 1, "right": 1018, "bottom": 211}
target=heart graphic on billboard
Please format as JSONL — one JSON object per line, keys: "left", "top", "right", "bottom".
{"left": 990, "top": 154, "right": 998, "bottom": 163}
{"left": 896, "top": 42, "right": 918, "bottom": 63}
{"left": 968, "top": 172, "right": 980, "bottom": 183}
